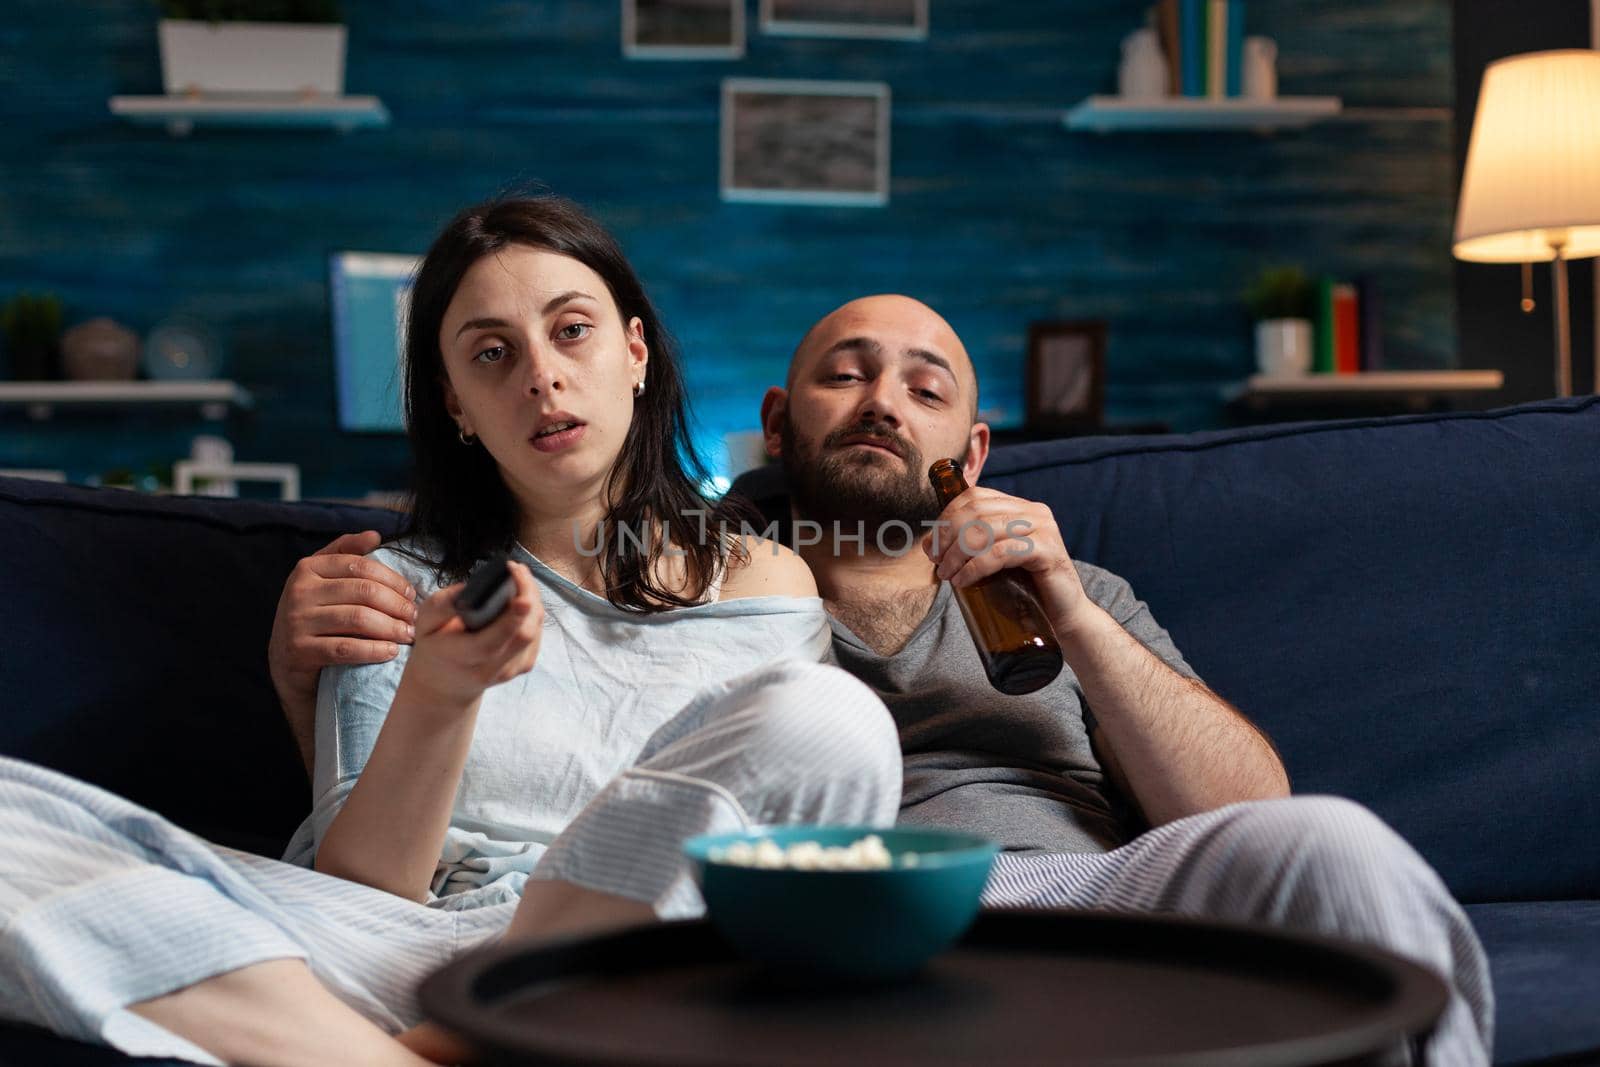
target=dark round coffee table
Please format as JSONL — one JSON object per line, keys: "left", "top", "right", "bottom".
{"left": 420, "top": 908, "right": 1448, "bottom": 1066}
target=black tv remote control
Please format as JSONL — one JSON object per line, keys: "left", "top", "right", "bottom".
{"left": 457, "top": 556, "right": 516, "bottom": 632}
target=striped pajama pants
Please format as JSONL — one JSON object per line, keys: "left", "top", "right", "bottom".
{"left": 0, "top": 660, "right": 903, "bottom": 1064}
{"left": 980, "top": 798, "right": 1493, "bottom": 1066}
{"left": 1, "top": 660, "right": 1489, "bottom": 1065}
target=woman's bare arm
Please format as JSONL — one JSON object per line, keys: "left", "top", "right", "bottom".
{"left": 314, "top": 563, "right": 544, "bottom": 901}
{"left": 313, "top": 678, "right": 484, "bottom": 901}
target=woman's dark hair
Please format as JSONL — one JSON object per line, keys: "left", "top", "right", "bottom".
{"left": 396, "top": 194, "right": 757, "bottom": 612}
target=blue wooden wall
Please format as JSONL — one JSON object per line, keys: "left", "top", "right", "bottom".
{"left": 0, "top": 1, "right": 1456, "bottom": 498}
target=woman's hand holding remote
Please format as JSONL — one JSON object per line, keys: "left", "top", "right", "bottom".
{"left": 403, "top": 561, "right": 545, "bottom": 711}
{"left": 317, "top": 560, "right": 543, "bottom": 898}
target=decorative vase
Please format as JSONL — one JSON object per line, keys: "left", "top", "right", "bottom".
{"left": 60, "top": 317, "right": 141, "bottom": 382}
{"left": 1255, "top": 318, "right": 1313, "bottom": 377}
{"left": 1243, "top": 36, "right": 1278, "bottom": 100}
{"left": 1118, "top": 28, "right": 1169, "bottom": 99}
{"left": 158, "top": 19, "right": 347, "bottom": 96}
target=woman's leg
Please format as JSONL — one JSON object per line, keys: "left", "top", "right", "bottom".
{"left": 395, "top": 660, "right": 902, "bottom": 1066}
{"left": 503, "top": 881, "right": 657, "bottom": 944}
{"left": 509, "top": 658, "right": 902, "bottom": 938}
{"left": 0, "top": 756, "right": 483, "bottom": 1064}
{"left": 130, "top": 959, "right": 438, "bottom": 1067}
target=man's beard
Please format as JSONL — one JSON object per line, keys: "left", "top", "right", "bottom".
{"left": 780, "top": 414, "right": 963, "bottom": 537}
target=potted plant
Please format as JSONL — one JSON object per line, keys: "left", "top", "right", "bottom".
{"left": 1, "top": 292, "right": 65, "bottom": 381}
{"left": 1244, "top": 266, "right": 1315, "bottom": 377}
{"left": 157, "top": 1, "right": 346, "bottom": 97}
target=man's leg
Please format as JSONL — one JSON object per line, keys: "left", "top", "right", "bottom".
{"left": 982, "top": 795, "right": 1493, "bottom": 1067}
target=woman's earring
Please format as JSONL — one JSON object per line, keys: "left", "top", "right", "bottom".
{"left": 633, "top": 379, "right": 646, "bottom": 399}
{"left": 458, "top": 426, "right": 477, "bottom": 446}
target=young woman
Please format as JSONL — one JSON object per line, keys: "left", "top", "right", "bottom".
{"left": 0, "top": 196, "right": 901, "bottom": 1067}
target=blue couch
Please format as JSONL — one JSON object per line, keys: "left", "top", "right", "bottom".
{"left": 1, "top": 396, "right": 1595, "bottom": 1065}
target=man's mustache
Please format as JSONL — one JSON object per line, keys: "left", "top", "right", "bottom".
{"left": 824, "top": 422, "right": 915, "bottom": 460}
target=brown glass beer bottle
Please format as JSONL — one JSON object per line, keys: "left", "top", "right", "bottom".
{"left": 928, "top": 459, "right": 1064, "bottom": 695}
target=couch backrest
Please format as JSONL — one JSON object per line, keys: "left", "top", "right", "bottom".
{"left": 4, "top": 398, "right": 1595, "bottom": 901}
{"left": 736, "top": 397, "right": 1600, "bottom": 903}
{"left": 0, "top": 477, "right": 404, "bottom": 858}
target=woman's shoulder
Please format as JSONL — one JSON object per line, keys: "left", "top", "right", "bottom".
{"left": 717, "top": 535, "right": 817, "bottom": 601}
{"left": 370, "top": 536, "right": 448, "bottom": 595}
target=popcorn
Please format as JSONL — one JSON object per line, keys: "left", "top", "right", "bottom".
{"left": 707, "top": 834, "right": 912, "bottom": 870}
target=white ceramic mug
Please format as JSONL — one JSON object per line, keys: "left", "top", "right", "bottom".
{"left": 1255, "top": 318, "right": 1312, "bottom": 377}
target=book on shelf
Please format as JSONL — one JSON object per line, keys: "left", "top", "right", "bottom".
{"left": 1333, "top": 283, "right": 1360, "bottom": 374}
{"left": 1207, "top": 0, "right": 1226, "bottom": 98}
{"left": 1314, "top": 277, "right": 1369, "bottom": 374}
{"left": 1314, "top": 278, "right": 1335, "bottom": 373}
{"left": 1155, "top": 0, "right": 1245, "bottom": 99}
{"left": 1225, "top": 0, "right": 1244, "bottom": 97}
{"left": 1154, "top": 0, "right": 1181, "bottom": 98}
{"left": 1356, "top": 276, "right": 1385, "bottom": 371}
{"left": 1179, "top": 0, "right": 1206, "bottom": 96}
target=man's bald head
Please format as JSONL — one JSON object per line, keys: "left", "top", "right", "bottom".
{"left": 787, "top": 294, "right": 979, "bottom": 418}
{"left": 763, "top": 293, "right": 993, "bottom": 535}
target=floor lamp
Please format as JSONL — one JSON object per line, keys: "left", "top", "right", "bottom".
{"left": 1453, "top": 49, "right": 1600, "bottom": 398}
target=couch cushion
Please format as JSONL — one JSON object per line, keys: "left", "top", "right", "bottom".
{"left": 1466, "top": 900, "right": 1600, "bottom": 1065}
{"left": 733, "top": 398, "right": 1600, "bottom": 904}
{"left": 0, "top": 476, "right": 406, "bottom": 858}
{"left": 0, "top": 1025, "right": 187, "bottom": 1067}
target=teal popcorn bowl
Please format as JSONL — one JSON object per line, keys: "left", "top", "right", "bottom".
{"left": 683, "top": 825, "right": 999, "bottom": 981}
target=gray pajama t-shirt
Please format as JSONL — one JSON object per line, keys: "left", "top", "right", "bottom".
{"left": 828, "top": 559, "right": 1203, "bottom": 853}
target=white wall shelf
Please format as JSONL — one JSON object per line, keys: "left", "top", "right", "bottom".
{"left": 1065, "top": 95, "right": 1342, "bottom": 133}
{"left": 109, "top": 94, "right": 388, "bottom": 136}
{"left": 1221, "top": 370, "right": 1504, "bottom": 406}
{"left": 0, "top": 380, "right": 254, "bottom": 421}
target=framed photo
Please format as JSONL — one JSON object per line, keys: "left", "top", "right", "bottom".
{"left": 1025, "top": 320, "right": 1107, "bottom": 430}
{"left": 623, "top": 0, "right": 744, "bottom": 60}
{"left": 760, "top": 0, "right": 928, "bottom": 40}
{"left": 720, "top": 78, "right": 891, "bottom": 207}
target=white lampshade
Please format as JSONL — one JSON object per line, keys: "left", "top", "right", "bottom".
{"left": 1453, "top": 49, "right": 1600, "bottom": 263}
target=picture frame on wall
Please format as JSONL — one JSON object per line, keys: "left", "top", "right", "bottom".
{"left": 759, "top": 0, "right": 928, "bottom": 40}
{"left": 720, "top": 78, "right": 891, "bottom": 207}
{"left": 1025, "top": 320, "right": 1107, "bottom": 430}
{"left": 623, "top": 0, "right": 744, "bottom": 60}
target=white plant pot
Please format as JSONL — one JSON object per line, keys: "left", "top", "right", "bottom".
{"left": 159, "top": 19, "right": 346, "bottom": 96}
{"left": 1255, "top": 318, "right": 1313, "bottom": 377}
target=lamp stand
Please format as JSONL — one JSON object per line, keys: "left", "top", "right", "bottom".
{"left": 1549, "top": 231, "right": 1572, "bottom": 398}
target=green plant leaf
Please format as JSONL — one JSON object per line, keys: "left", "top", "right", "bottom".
{"left": 1243, "top": 266, "right": 1315, "bottom": 321}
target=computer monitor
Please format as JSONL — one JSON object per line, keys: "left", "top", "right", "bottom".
{"left": 329, "top": 251, "right": 421, "bottom": 433}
